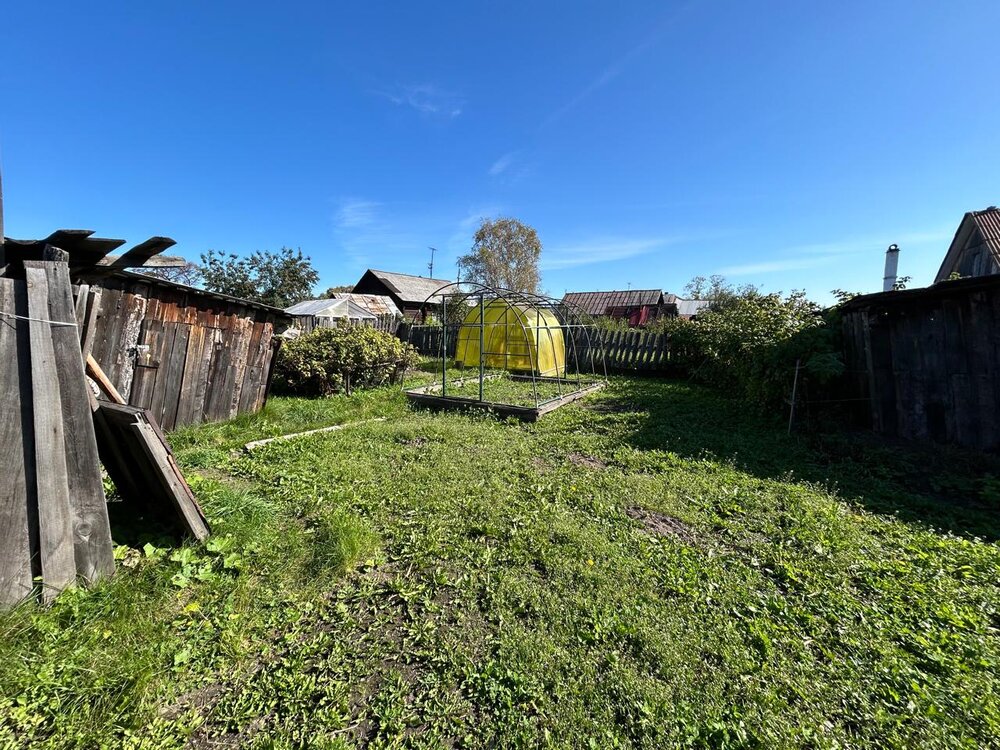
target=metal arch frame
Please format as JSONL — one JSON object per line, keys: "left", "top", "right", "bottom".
{"left": 403, "top": 281, "right": 607, "bottom": 420}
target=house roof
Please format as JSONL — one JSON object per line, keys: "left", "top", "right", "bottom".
{"left": 285, "top": 297, "right": 378, "bottom": 320}
{"left": 327, "top": 292, "right": 401, "bottom": 318}
{"left": 934, "top": 206, "right": 1000, "bottom": 282}
{"left": 358, "top": 269, "right": 452, "bottom": 304}
{"left": 561, "top": 289, "right": 665, "bottom": 315}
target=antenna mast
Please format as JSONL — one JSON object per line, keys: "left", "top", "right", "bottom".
{"left": 428, "top": 246, "right": 437, "bottom": 278}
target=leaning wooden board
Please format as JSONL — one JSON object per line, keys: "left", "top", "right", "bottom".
{"left": 0, "top": 277, "right": 35, "bottom": 607}
{"left": 93, "top": 401, "right": 210, "bottom": 541}
{"left": 35, "top": 261, "right": 115, "bottom": 584}
{"left": 24, "top": 262, "right": 78, "bottom": 602}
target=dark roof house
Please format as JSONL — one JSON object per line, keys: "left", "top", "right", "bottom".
{"left": 935, "top": 206, "right": 1000, "bottom": 282}
{"left": 352, "top": 269, "right": 452, "bottom": 318}
{"left": 562, "top": 289, "right": 669, "bottom": 316}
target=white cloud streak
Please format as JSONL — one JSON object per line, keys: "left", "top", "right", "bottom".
{"left": 335, "top": 199, "right": 380, "bottom": 229}
{"left": 541, "top": 237, "right": 671, "bottom": 270}
{"left": 377, "top": 83, "right": 463, "bottom": 118}
{"left": 488, "top": 152, "right": 516, "bottom": 176}
{"left": 720, "top": 228, "right": 954, "bottom": 276}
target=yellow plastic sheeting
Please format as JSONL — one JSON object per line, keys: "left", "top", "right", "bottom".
{"left": 455, "top": 300, "right": 565, "bottom": 377}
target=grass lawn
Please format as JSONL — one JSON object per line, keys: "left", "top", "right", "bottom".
{"left": 2, "top": 376, "right": 1000, "bottom": 748}
{"left": 412, "top": 369, "right": 600, "bottom": 407}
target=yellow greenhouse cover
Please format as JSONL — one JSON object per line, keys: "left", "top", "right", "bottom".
{"left": 455, "top": 300, "right": 565, "bottom": 376}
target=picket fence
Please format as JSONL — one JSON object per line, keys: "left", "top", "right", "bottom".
{"left": 400, "top": 325, "right": 676, "bottom": 374}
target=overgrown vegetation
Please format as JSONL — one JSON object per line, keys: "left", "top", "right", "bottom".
{"left": 664, "top": 290, "right": 844, "bottom": 409}
{"left": 274, "top": 326, "right": 419, "bottom": 396}
{"left": 2, "top": 377, "right": 998, "bottom": 748}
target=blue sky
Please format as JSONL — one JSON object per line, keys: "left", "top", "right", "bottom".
{"left": 2, "top": 1, "right": 998, "bottom": 303}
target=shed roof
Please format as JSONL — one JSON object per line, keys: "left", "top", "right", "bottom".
{"left": 934, "top": 206, "right": 1000, "bottom": 282}
{"left": 285, "top": 298, "right": 378, "bottom": 320}
{"left": 327, "top": 292, "right": 401, "bottom": 317}
{"left": 114, "top": 270, "right": 292, "bottom": 316}
{"left": 562, "top": 289, "right": 665, "bottom": 315}
{"left": 840, "top": 272, "right": 1000, "bottom": 311}
{"left": 359, "top": 269, "right": 452, "bottom": 304}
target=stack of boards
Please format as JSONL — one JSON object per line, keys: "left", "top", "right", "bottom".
{"left": 0, "top": 253, "right": 209, "bottom": 609}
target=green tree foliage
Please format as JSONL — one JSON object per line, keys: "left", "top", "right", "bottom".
{"left": 683, "top": 274, "right": 758, "bottom": 306}
{"left": 458, "top": 217, "right": 541, "bottom": 293}
{"left": 663, "top": 289, "right": 843, "bottom": 409}
{"left": 323, "top": 285, "right": 355, "bottom": 297}
{"left": 200, "top": 247, "right": 319, "bottom": 308}
{"left": 274, "top": 326, "right": 419, "bottom": 396}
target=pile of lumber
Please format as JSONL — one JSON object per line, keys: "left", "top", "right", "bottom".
{"left": 0, "top": 245, "right": 209, "bottom": 609}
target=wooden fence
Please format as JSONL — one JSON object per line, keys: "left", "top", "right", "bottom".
{"left": 839, "top": 275, "right": 1000, "bottom": 451}
{"left": 401, "top": 324, "right": 676, "bottom": 374}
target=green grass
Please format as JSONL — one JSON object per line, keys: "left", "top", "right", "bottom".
{"left": 420, "top": 370, "right": 597, "bottom": 407}
{"left": 2, "top": 377, "right": 1000, "bottom": 748}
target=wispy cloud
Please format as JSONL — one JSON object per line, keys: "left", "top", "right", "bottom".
{"left": 488, "top": 152, "right": 516, "bottom": 176}
{"left": 335, "top": 199, "right": 380, "bottom": 229}
{"left": 540, "top": 6, "right": 690, "bottom": 129}
{"left": 720, "top": 228, "right": 954, "bottom": 277}
{"left": 377, "top": 83, "right": 463, "bottom": 118}
{"left": 541, "top": 237, "right": 672, "bottom": 270}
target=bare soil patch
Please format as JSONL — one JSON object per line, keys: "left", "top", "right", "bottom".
{"left": 568, "top": 452, "right": 607, "bottom": 470}
{"left": 626, "top": 506, "right": 698, "bottom": 544}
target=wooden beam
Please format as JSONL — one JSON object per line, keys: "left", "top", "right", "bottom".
{"left": 23, "top": 262, "right": 77, "bottom": 601}
{"left": 102, "top": 237, "right": 177, "bottom": 269}
{"left": 0, "top": 278, "right": 35, "bottom": 607}
{"left": 96, "top": 253, "right": 186, "bottom": 269}
{"left": 41, "top": 261, "right": 114, "bottom": 584}
{"left": 86, "top": 353, "right": 126, "bottom": 404}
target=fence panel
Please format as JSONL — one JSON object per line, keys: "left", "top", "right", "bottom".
{"left": 401, "top": 325, "right": 675, "bottom": 374}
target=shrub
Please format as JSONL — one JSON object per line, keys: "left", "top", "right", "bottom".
{"left": 274, "top": 326, "right": 420, "bottom": 396}
{"left": 661, "top": 290, "right": 844, "bottom": 410}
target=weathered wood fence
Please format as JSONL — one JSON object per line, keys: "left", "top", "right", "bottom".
{"left": 401, "top": 324, "right": 676, "bottom": 374}
{"left": 1, "top": 261, "right": 114, "bottom": 606}
{"left": 839, "top": 275, "right": 1000, "bottom": 451}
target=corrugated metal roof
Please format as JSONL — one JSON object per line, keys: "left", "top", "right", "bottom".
{"left": 285, "top": 298, "right": 344, "bottom": 316}
{"left": 327, "top": 292, "right": 401, "bottom": 317}
{"left": 562, "top": 289, "right": 664, "bottom": 315}
{"left": 284, "top": 297, "right": 382, "bottom": 320}
{"left": 364, "top": 269, "right": 452, "bottom": 304}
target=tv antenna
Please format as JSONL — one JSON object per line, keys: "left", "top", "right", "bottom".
{"left": 428, "top": 246, "right": 437, "bottom": 278}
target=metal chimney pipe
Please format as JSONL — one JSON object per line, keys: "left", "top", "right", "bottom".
{"left": 882, "top": 244, "right": 900, "bottom": 292}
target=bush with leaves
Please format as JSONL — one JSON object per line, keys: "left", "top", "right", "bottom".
{"left": 274, "top": 326, "right": 420, "bottom": 396}
{"left": 663, "top": 290, "right": 844, "bottom": 410}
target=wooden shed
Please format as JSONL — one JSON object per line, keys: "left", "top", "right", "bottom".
{"left": 76, "top": 271, "right": 292, "bottom": 430}
{"left": 839, "top": 274, "right": 1000, "bottom": 451}
{"left": 4, "top": 230, "right": 292, "bottom": 431}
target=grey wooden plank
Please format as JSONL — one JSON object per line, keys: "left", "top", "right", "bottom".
{"left": 0, "top": 278, "right": 35, "bottom": 607}
{"left": 130, "top": 420, "right": 210, "bottom": 541}
{"left": 24, "top": 262, "right": 77, "bottom": 601}
{"left": 42, "top": 261, "right": 114, "bottom": 584}
{"left": 160, "top": 322, "right": 192, "bottom": 431}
